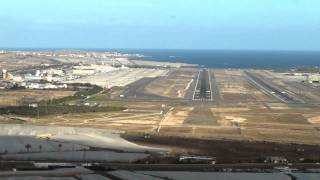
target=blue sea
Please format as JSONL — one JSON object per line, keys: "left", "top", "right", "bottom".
{"left": 3, "top": 48, "right": 320, "bottom": 69}
{"left": 115, "top": 49, "right": 320, "bottom": 69}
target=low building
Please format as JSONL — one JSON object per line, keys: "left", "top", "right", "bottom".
{"left": 42, "top": 69, "right": 64, "bottom": 76}
{"left": 12, "top": 76, "right": 23, "bottom": 82}
{"left": 179, "top": 155, "right": 216, "bottom": 164}
{"left": 71, "top": 69, "right": 95, "bottom": 76}
{"left": 265, "top": 156, "right": 288, "bottom": 164}
{"left": 307, "top": 74, "right": 320, "bottom": 83}
{"left": 0, "top": 80, "right": 15, "bottom": 89}
{"left": 24, "top": 83, "right": 67, "bottom": 90}
{"left": 45, "top": 75, "right": 65, "bottom": 82}
{"left": 24, "top": 74, "right": 43, "bottom": 81}
{"left": 2, "top": 69, "right": 7, "bottom": 79}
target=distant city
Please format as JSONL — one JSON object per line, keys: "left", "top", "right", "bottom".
{"left": 0, "top": 50, "right": 195, "bottom": 91}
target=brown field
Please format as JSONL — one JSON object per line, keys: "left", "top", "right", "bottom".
{"left": 0, "top": 90, "right": 75, "bottom": 106}
{"left": 161, "top": 107, "right": 192, "bottom": 126}
{"left": 144, "top": 68, "right": 197, "bottom": 98}
{"left": 213, "top": 69, "right": 274, "bottom": 102}
{"left": 22, "top": 102, "right": 320, "bottom": 145}
{"left": 0, "top": 53, "right": 57, "bottom": 71}
{"left": 28, "top": 100, "right": 165, "bottom": 134}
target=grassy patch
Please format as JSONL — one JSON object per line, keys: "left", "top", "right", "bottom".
{"left": 89, "top": 94, "right": 110, "bottom": 102}
{"left": 40, "top": 83, "right": 104, "bottom": 105}
{"left": 0, "top": 116, "right": 25, "bottom": 124}
{"left": 0, "top": 105, "right": 126, "bottom": 117}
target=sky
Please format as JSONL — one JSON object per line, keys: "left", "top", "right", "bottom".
{"left": 0, "top": 0, "right": 319, "bottom": 50}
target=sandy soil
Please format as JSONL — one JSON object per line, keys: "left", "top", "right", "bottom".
{"left": 213, "top": 69, "right": 273, "bottom": 102}
{"left": 0, "top": 53, "right": 57, "bottom": 70}
{"left": 145, "top": 68, "right": 197, "bottom": 98}
{"left": 308, "top": 115, "right": 320, "bottom": 124}
{"left": 161, "top": 107, "right": 193, "bottom": 126}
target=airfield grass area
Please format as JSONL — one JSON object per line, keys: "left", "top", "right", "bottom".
{"left": 3, "top": 68, "right": 320, "bottom": 153}
{"left": 0, "top": 89, "right": 75, "bottom": 106}
{"left": 22, "top": 98, "right": 320, "bottom": 145}
{"left": 214, "top": 69, "right": 274, "bottom": 102}
{"left": 144, "top": 68, "right": 197, "bottom": 98}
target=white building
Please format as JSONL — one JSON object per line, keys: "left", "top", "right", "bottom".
{"left": 2, "top": 69, "right": 7, "bottom": 79}
{"left": 24, "top": 74, "right": 42, "bottom": 81}
{"left": 307, "top": 74, "right": 320, "bottom": 83}
{"left": 71, "top": 69, "right": 95, "bottom": 76}
{"left": 42, "top": 69, "right": 64, "bottom": 76}
{"left": 24, "top": 83, "right": 67, "bottom": 89}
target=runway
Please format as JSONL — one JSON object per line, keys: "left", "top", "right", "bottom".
{"left": 245, "top": 71, "right": 303, "bottom": 104}
{"left": 193, "top": 69, "right": 213, "bottom": 101}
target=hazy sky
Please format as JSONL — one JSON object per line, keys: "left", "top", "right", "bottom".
{"left": 0, "top": 0, "right": 319, "bottom": 50}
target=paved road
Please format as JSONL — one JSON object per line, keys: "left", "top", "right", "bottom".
{"left": 96, "top": 162, "right": 320, "bottom": 171}
{"left": 2, "top": 160, "right": 320, "bottom": 172}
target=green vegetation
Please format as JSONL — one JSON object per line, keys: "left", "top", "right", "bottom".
{"left": 0, "top": 83, "right": 125, "bottom": 117}
{"left": 293, "top": 66, "right": 320, "bottom": 73}
{"left": 41, "top": 83, "right": 104, "bottom": 105}
{"left": 273, "top": 66, "right": 320, "bottom": 73}
{"left": 0, "top": 105, "right": 126, "bottom": 117}
{"left": 88, "top": 94, "right": 110, "bottom": 102}
{"left": 0, "top": 116, "right": 25, "bottom": 124}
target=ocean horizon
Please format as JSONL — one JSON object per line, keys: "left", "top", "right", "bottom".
{"left": 1, "top": 48, "right": 320, "bottom": 69}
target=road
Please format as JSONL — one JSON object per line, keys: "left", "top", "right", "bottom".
{"left": 95, "top": 162, "right": 320, "bottom": 172}
{"left": 2, "top": 160, "right": 320, "bottom": 172}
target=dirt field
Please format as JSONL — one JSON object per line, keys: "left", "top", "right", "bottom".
{"left": 213, "top": 69, "right": 274, "bottom": 102}
{"left": 0, "top": 53, "right": 57, "bottom": 71}
{"left": 0, "top": 90, "right": 75, "bottom": 106}
{"left": 22, "top": 101, "right": 320, "bottom": 145}
{"left": 184, "top": 107, "right": 217, "bottom": 126}
{"left": 24, "top": 100, "right": 168, "bottom": 133}
{"left": 161, "top": 107, "right": 192, "bottom": 126}
{"left": 145, "top": 68, "right": 197, "bottom": 98}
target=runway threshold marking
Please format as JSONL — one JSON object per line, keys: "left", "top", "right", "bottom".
{"left": 192, "top": 70, "right": 201, "bottom": 101}
{"left": 208, "top": 69, "right": 213, "bottom": 101}
{"left": 193, "top": 69, "right": 213, "bottom": 101}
